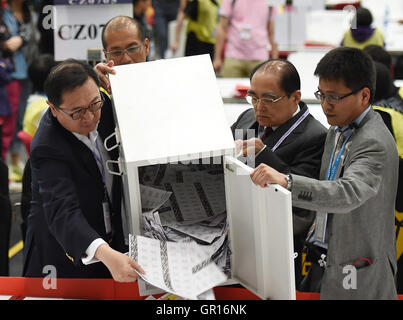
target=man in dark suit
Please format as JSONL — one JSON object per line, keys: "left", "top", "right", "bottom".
{"left": 231, "top": 59, "right": 327, "bottom": 287}
{"left": 23, "top": 59, "right": 145, "bottom": 280}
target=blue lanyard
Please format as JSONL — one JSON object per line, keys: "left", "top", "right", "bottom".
{"left": 326, "top": 131, "right": 352, "bottom": 181}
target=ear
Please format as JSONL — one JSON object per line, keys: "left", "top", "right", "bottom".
{"left": 361, "top": 87, "right": 371, "bottom": 106}
{"left": 103, "top": 49, "right": 109, "bottom": 62}
{"left": 292, "top": 90, "right": 301, "bottom": 105}
{"left": 47, "top": 100, "right": 58, "bottom": 118}
{"left": 144, "top": 38, "right": 150, "bottom": 57}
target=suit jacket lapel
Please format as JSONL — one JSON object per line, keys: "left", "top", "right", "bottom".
{"left": 251, "top": 102, "right": 309, "bottom": 150}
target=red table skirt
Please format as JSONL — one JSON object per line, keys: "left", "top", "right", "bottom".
{"left": 0, "top": 277, "right": 401, "bottom": 300}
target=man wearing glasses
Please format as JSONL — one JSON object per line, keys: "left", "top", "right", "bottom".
{"left": 23, "top": 60, "right": 145, "bottom": 281}
{"left": 231, "top": 59, "right": 327, "bottom": 288}
{"left": 95, "top": 16, "right": 149, "bottom": 172}
{"left": 250, "top": 47, "right": 399, "bottom": 299}
{"left": 95, "top": 16, "right": 149, "bottom": 95}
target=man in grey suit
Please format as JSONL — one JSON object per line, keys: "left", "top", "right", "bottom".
{"left": 250, "top": 47, "right": 399, "bottom": 299}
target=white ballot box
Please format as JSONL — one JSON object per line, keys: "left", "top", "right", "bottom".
{"left": 107, "top": 55, "right": 296, "bottom": 300}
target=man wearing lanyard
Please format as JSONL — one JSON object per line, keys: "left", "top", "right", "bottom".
{"left": 250, "top": 47, "right": 399, "bottom": 299}
{"left": 23, "top": 59, "right": 145, "bottom": 281}
{"left": 231, "top": 59, "right": 327, "bottom": 288}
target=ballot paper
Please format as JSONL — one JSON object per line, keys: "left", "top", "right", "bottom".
{"left": 158, "top": 181, "right": 226, "bottom": 226}
{"left": 139, "top": 162, "right": 231, "bottom": 284}
{"left": 130, "top": 234, "right": 227, "bottom": 300}
{"left": 140, "top": 185, "right": 172, "bottom": 212}
{"left": 167, "top": 223, "right": 223, "bottom": 244}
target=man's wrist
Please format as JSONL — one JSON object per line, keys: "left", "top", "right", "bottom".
{"left": 284, "top": 174, "right": 293, "bottom": 191}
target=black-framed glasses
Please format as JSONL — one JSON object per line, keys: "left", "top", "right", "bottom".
{"left": 314, "top": 87, "right": 363, "bottom": 104}
{"left": 106, "top": 44, "right": 143, "bottom": 60}
{"left": 245, "top": 94, "right": 286, "bottom": 106}
{"left": 58, "top": 97, "right": 104, "bottom": 120}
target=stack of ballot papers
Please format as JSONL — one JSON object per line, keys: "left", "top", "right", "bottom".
{"left": 138, "top": 162, "right": 232, "bottom": 277}
{"left": 129, "top": 234, "right": 227, "bottom": 300}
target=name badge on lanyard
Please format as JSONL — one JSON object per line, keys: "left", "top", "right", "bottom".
{"left": 314, "top": 130, "right": 353, "bottom": 244}
{"left": 93, "top": 139, "right": 113, "bottom": 237}
{"left": 240, "top": 24, "right": 252, "bottom": 40}
{"left": 102, "top": 187, "right": 112, "bottom": 235}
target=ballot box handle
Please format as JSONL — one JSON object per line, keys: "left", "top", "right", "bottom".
{"left": 105, "top": 160, "right": 123, "bottom": 176}
{"left": 104, "top": 131, "right": 120, "bottom": 152}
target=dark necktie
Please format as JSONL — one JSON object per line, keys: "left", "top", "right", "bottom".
{"left": 260, "top": 127, "right": 273, "bottom": 141}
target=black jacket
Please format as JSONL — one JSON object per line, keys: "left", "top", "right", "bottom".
{"left": 23, "top": 107, "right": 125, "bottom": 278}
{"left": 231, "top": 101, "right": 327, "bottom": 236}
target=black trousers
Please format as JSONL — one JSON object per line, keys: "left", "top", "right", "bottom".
{"left": 185, "top": 32, "right": 215, "bottom": 61}
{"left": 0, "top": 159, "right": 11, "bottom": 276}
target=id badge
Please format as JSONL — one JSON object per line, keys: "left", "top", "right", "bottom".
{"left": 240, "top": 25, "right": 252, "bottom": 40}
{"left": 103, "top": 201, "right": 112, "bottom": 235}
{"left": 313, "top": 212, "right": 328, "bottom": 243}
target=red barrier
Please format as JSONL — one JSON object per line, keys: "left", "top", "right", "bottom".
{"left": 0, "top": 277, "right": 400, "bottom": 300}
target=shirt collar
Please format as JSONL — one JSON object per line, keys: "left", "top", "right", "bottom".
{"left": 72, "top": 125, "right": 99, "bottom": 146}
{"left": 334, "top": 105, "right": 371, "bottom": 134}
{"left": 258, "top": 104, "right": 301, "bottom": 134}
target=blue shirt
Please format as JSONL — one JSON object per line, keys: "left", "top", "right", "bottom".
{"left": 3, "top": 8, "right": 28, "bottom": 80}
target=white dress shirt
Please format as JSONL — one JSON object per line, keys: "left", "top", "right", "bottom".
{"left": 72, "top": 128, "right": 111, "bottom": 265}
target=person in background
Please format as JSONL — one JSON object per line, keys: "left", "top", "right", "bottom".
{"left": 19, "top": 54, "right": 58, "bottom": 241}
{"left": 213, "top": 0, "right": 278, "bottom": 78}
{"left": 132, "top": 0, "right": 152, "bottom": 47}
{"left": 371, "top": 61, "right": 403, "bottom": 294}
{"left": 0, "top": 7, "right": 12, "bottom": 275}
{"left": 36, "top": 0, "right": 54, "bottom": 56}
{"left": 250, "top": 47, "right": 398, "bottom": 299}
{"left": 0, "top": 5, "right": 13, "bottom": 152}
{"left": 341, "top": 7, "right": 384, "bottom": 50}
{"left": 96, "top": 16, "right": 149, "bottom": 95}
{"left": 23, "top": 54, "right": 57, "bottom": 138}
{"left": 23, "top": 59, "right": 145, "bottom": 280}
{"left": 363, "top": 44, "right": 392, "bottom": 71}
{"left": 96, "top": 16, "right": 149, "bottom": 141}
{"left": 151, "top": 0, "right": 179, "bottom": 59}
{"left": 0, "top": 156, "right": 11, "bottom": 276}
{"left": 3, "top": 0, "right": 38, "bottom": 183}
{"left": 170, "top": 0, "right": 221, "bottom": 61}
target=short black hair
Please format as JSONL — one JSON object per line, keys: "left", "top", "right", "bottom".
{"left": 250, "top": 59, "right": 301, "bottom": 97}
{"left": 373, "top": 61, "right": 398, "bottom": 102}
{"left": 363, "top": 44, "right": 392, "bottom": 70}
{"left": 101, "top": 16, "right": 145, "bottom": 50}
{"left": 28, "top": 54, "right": 58, "bottom": 94}
{"left": 44, "top": 59, "right": 100, "bottom": 108}
{"left": 356, "top": 7, "right": 373, "bottom": 27}
{"left": 314, "top": 47, "right": 376, "bottom": 103}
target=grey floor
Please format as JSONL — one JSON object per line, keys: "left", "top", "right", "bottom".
{"left": 9, "top": 190, "right": 24, "bottom": 277}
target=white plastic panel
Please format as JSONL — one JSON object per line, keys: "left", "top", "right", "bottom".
{"left": 224, "top": 156, "right": 296, "bottom": 300}
{"left": 109, "top": 55, "right": 235, "bottom": 167}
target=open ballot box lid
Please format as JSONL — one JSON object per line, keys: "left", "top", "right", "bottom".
{"left": 108, "top": 55, "right": 296, "bottom": 300}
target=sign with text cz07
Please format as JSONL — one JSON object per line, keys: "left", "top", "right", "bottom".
{"left": 53, "top": 3, "right": 132, "bottom": 61}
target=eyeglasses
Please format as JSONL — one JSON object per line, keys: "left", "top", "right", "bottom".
{"left": 58, "top": 97, "right": 104, "bottom": 120}
{"left": 106, "top": 44, "right": 143, "bottom": 60}
{"left": 314, "top": 87, "right": 362, "bottom": 104}
{"left": 245, "top": 94, "right": 286, "bottom": 106}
